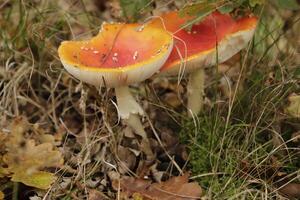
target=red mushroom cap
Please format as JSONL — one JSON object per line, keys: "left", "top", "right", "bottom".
{"left": 150, "top": 11, "right": 258, "bottom": 75}
{"left": 58, "top": 23, "right": 173, "bottom": 87}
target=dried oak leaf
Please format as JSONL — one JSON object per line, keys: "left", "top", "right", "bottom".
{"left": 115, "top": 174, "right": 202, "bottom": 200}
{"left": 2, "top": 117, "right": 63, "bottom": 189}
{"left": 4, "top": 139, "right": 63, "bottom": 189}
{"left": 285, "top": 94, "right": 300, "bottom": 118}
{"left": 12, "top": 171, "right": 57, "bottom": 190}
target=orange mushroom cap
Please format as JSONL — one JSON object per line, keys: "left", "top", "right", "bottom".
{"left": 58, "top": 23, "right": 173, "bottom": 87}
{"left": 150, "top": 11, "right": 258, "bottom": 75}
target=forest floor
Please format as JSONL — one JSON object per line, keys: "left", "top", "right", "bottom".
{"left": 0, "top": 0, "right": 299, "bottom": 199}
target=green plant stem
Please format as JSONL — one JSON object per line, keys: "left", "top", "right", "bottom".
{"left": 12, "top": 182, "right": 19, "bottom": 200}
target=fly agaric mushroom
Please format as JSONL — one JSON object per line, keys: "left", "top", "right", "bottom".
{"left": 58, "top": 23, "right": 173, "bottom": 140}
{"left": 150, "top": 11, "right": 258, "bottom": 116}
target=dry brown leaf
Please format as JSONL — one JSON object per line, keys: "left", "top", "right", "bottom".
{"left": 115, "top": 174, "right": 202, "bottom": 200}
{"left": 278, "top": 183, "right": 300, "bottom": 199}
{"left": 88, "top": 189, "right": 109, "bottom": 200}
{"left": 117, "top": 145, "right": 136, "bottom": 174}
{"left": 163, "top": 93, "right": 181, "bottom": 107}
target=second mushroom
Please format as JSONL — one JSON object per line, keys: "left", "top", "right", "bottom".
{"left": 150, "top": 11, "right": 258, "bottom": 116}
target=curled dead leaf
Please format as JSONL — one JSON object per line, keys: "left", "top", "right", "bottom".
{"left": 115, "top": 174, "right": 202, "bottom": 200}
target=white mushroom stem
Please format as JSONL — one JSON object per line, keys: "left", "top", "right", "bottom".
{"left": 187, "top": 68, "right": 205, "bottom": 117}
{"left": 124, "top": 114, "right": 147, "bottom": 139}
{"left": 125, "top": 114, "right": 154, "bottom": 159}
{"left": 115, "top": 86, "right": 144, "bottom": 120}
{"left": 115, "top": 86, "right": 154, "bottom": 159}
